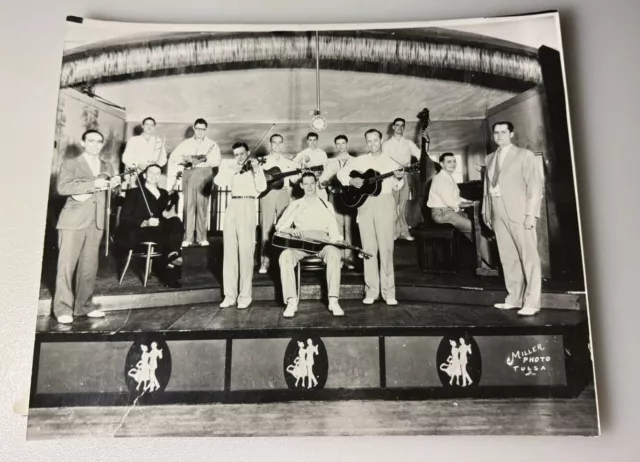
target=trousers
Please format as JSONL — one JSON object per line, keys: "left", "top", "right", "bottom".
{"left": 358, "top": 194, "right": 396, "bottom": 300}
{"left": 279, "top": 245, "right": 342, "bottom": 302}
{"left": 259, "top": 188, "right": 290, "bottom": 260}
{"left": 53, "top": 224, "right": 103, "bottom": 318}
{"left": 431, "top": 207, "right": 492, "bottom": 266}
{"left": 491, "top": 196, "right": 541, "bottom": 308}
{"left": 223, "top": 199, "right": 257, "bottom": 304}
{"left": 182, "top": 167, "right": 213, "bottom": 243}
{"left": 393, "top": 179, "right": 411, "bottom": 238}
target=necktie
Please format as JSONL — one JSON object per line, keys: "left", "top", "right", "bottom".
{"left": 491, "top": 148, "right": 502, "bottom": 188}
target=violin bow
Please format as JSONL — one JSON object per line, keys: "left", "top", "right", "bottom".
{"left": 240, "top": 124, "right": 276, "bottom": 169}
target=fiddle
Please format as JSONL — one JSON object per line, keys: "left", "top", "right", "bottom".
{"left": 238, "top": 157, "right": 266, "bottom": 174}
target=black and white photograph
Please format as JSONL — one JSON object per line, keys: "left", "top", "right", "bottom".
{"left": 26, "top": 11, "right": 599, "bottom": 438}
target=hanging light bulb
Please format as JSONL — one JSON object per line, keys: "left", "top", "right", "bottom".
{"left": 310, "top": 31, "right": 327, "bottom": 131}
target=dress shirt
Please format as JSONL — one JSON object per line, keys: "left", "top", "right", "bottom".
{"left": 261, "top": 153, "right": 300, "bottom": 190}
{"left": 427, "top": 170, "right": 462, "bottom": 210}
{"left": 293, "top": 148, "right": 328, "bottom": 167}
{"left": 214, "top": 159, "right": 267, "bottom": 197}
{"left": 488, "top": 144, "right": 512, "bottom": 197}
{"left": 382, "top": 136, "right": 420, "bottom": 166}
{"left": 122, "top": 135, "right": 168, "bottom": 169}
{"left": 276, "top": 196, "right": 342, "bottom": 242}
{"left": 167, "top": 136, "right": 221, "bottom": 189}
{"left": 318, "top": 154, "right": 355, "bottom": 184}
{"left": 336, "top": 152, "right": 404, "bottom": 194}
{"left": 83, "top": 153, "right": 101, "bottom": 176}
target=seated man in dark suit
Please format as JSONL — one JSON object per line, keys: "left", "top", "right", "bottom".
{"left": 116, "top": 164, "right": 184, "bottom": 287}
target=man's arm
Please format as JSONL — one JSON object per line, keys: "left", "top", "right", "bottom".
{"left": 156, "top": 140, "right": 168, "bottom": 167}
{"left": 57, "top": 160, "right": 96, "bottom": 196}
{"left": 275, "top": 201, "right": 299, "bottom": 232}
{"left": 205, "top": 141, "right": 222, "bottom": 168}
{"left": 522, "top": 149, "right": 543, "bottom": 219}
{"left": 431, "top": 174, "right": 459, "bottom": 210}
{"left": 253, "top": 168, "right": 267, "bottom": 193}
{"left": 337, "top": 156, "right": 361, "bottom": 186}
{"left": 213, "top": 161, "right": 234, "bottom": 188}
{"left": 326, "top": 203, "right": 343, "bottom": 242}
{"left": 122, "top": 137, "right": 138, "bottom": 168}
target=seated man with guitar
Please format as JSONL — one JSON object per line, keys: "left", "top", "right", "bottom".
{"left": 336, "top": 128, "right": 409, "bottom": 306}
{"left": 258, "top": 133, "right": 301, "bottom": 274}
{"left": 214, "top": 142, "right": 267, "bottom": 310}
{"left": 293, "top": 132, "right": 328, "bottom": 201}
{"left": 275, "top": 172, "right": 346, "bottom": 318}
{"left": 116, "top": 164, "right": 184, "bottom": 288}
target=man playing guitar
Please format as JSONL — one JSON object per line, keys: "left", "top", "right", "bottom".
{"left": 337, "top": 129, "right": 405, "bottom": 306}
{"left": 275, "top": 171, "right": 345, "bottom": 318}
{"left": 258, "top": 133, "right": 299, "bottom": 274}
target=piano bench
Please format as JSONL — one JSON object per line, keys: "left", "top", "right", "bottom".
{"left": 412, "top": 223, "right": 461, "bottom": 274}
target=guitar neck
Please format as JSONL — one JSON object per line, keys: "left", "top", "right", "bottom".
{"left": 270, "top": 165, "right": 323, "bottom": 180}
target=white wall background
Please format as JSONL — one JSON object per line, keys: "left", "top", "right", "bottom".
{"left": 1, "top": 0, "right": 639, "bottom": 460}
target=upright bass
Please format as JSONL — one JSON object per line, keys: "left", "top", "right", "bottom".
{"left": 406, "top": 108, "right": 437, "bottom": 227}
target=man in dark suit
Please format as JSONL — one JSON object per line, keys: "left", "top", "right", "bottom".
{"left": 482, "top": 121, "right": 543, "bottom": 316}
{"left": 53, "top": 129, "right": 121, "bottom": 324}
{"left": 116, "top": 163, "right": 184, "bottom": 288}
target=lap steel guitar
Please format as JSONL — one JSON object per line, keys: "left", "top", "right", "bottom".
{"left": 340, "top": 162, "right": 420, "bottom": 208}
{"left": 273, "top": 230, "right": 372, "bottom": 259}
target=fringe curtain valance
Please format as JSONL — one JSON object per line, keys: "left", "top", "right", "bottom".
{"left": 60, "top": 34, "right": 543, "bottom": 87}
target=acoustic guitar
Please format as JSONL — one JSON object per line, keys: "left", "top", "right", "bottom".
{"left": 259, "top": 165, "right": 324, "bottom": 198}
{"left": 272, "top": 232, "right": 372, "bottom": 259}
{"left": 70, "top": 168, "right": 132, "bottom": 202}
{"left": 339, "top": 162, "right": 420, "bottom": 209}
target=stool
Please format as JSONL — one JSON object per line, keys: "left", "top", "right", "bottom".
{"left": 296, "top": 254, "right": 326, "bottom": 300}
{"left": 413, "top": 222, "right": 460, "bottom": 274}
{"left": 119, "top": 241, "right": 163, "bottom": 287}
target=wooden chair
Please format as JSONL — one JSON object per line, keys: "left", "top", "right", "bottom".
{"left": 296, "top": 255, "right": 326, "bottom": 300}
{"left": 119, "top": 241, "right": 163, "bottom": 287}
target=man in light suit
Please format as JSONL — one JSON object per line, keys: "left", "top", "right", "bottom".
{"left": 482, "top": 121, "right": 543, "bottom": 316}
{"left": 53, "top": 129, "right": 120, "bottom": 324}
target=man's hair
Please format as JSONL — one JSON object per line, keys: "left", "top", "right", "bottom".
{"left": 492, "top": 121, "right": 514, "bottom": 133}
{"left": 144, "top": 163, "right": 162, "bottom": 174}
{"left": 300, "top": 171, "right": 317, "bottom": 183}
{"left": 334, "top": 134, "right": 348, "bottom": 144}
{"left": 392, "top": 117, "right": 406, "bottom": 125}
{"left": 141, "top": 117, "right": 156, "bottom": 126}
{"left": 306, "top": 132, "right": 319, "bottom": 140}
{"left": 364, "top": 128, "right": 382, "bottom": 140}
{"left": 439, "top": 152, "right": 455, "bottom": 163}
{"left": 194, "top": 118, "right": 208, "bottom": 128}
{"left": 81, "top": 129, "right": 104, "bottom": 142}
{"left": 232, "top": 141, "right": 249, "bottom": 151}
{"left": 270, "top": 133, "right": 284, "bottom": 143}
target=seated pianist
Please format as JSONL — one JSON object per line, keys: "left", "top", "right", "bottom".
{"left": 427, "top": 153, "right": 493, "bottom": 269}
{"left": 116, "top": 164, "right": 184, "bottom": 288}
{"left": 275, "top": 172, "right": 345, "bottom": 319}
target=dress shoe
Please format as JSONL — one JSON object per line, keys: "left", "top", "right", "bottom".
{"left": 344, "top": 260, "right": 356, "bottom": 270}
{"left": 283, "top": 299, "right": 298, "bottom": 318}
{"left": 56, "top": 315, "right": 73, "bottom": 324}
{"left": 386, "top": 298, "right": 398, "bottom": 306}
{"left": 181, "top": 241, "right": 193, "bottom": 248}
{"left": 362, "top": 298, "right": 375, "bottom": 305}
{"left": 237, "top": 299, "right": 252, "bottom": 310}
{"left": 517, "top": 306, "right": 541, "bottom": 316}
{"left": 219, "top": 298, "right": 236, "bottom": 308}
{"left": 329, "top": 299, "right": 344, "bottom": 316}
{"left": 494, "top": 302, "right": 521, "bottom": 310}
{"left": 198, "top": 240, "right": 210, "bottom": 247}
{"left": 87, "top": 310, "right": 105, "bottom": 318}
{"left": 402, "top": 234, "right": 415, "bottom": 241}
{"left": 258, "top": 264, "right": 269, "bottom": 274}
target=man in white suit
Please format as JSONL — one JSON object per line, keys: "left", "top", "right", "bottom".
{"left": 482, "top": 121, "right": 543, "bottom": 316}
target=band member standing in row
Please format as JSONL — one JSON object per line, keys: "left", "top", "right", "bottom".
{"left": 382, "top": 117, "right": 419, "bottom": 241}
{"left": 276, "top": 172, "right": 345, "bottom": 318}
{"left": 259, "top": 134, "right": 299, "bottom": 274}
{"left": 337, "top": 129, "right": 404, "bottom": 306}
{"left": 293, "top": 132, "right": 328, "bottom": 201}
{"left": 122, "top": 117, "right": 167, "bottom": 188}
{"left": 116, "top": 164, "right": 185, "bottom": 288}
{"left": 53, "top": 129, "right": 121, "bottom": 324}
{"left": 483, "top": 121, "right": 543, "bottom": 316}
{"left": 427, "top": 152, "right": 493, "bottom": 268}
{"left": 168, "top": 118, "right": 221, "bottom": 247}
{"left": 215, "top": 142, "right": 267, "bottom": 310}
{"left": 319, "top": 134, "right": 357, "bottom": 269}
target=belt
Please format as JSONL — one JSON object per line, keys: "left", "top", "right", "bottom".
{"left": 231, "top": 196, "right": 257, "bottom": 199}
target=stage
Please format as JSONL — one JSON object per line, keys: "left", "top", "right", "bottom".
{"left": 37, "top": 236, "right": 587, "bottom": 314}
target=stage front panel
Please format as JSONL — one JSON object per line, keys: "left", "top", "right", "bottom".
{"left": 164, "top": 340, "right": 226, "bottom": 392}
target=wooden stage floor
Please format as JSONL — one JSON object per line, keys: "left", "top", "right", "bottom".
{"left": 35, "top": 299, "right": 588, "bottom": 335}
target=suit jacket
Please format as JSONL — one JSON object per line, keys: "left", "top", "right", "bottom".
{"left": 56, "top": 155, "right": 114, "bottom": 231}
{"left": 119, "top": 184, "right": 169, "bottom": 230}
{"left": 482, "top": 145, "right": 542, "bottom": 224}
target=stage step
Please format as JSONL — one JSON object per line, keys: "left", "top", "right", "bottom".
{"left": 30, "top": 301, "right": 593, "bottom": 407}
